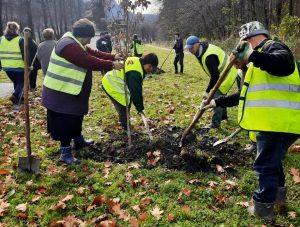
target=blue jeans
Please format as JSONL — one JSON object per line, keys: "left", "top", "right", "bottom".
{"left": 6, "top": 71, "right": 24, "bottom": 100}
{"left": 253, "top": 131, "right": 299, "bottom": 203}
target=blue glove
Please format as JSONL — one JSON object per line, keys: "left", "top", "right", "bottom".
{"left": 232, "top": 41, "right": 253, "bottom": 61}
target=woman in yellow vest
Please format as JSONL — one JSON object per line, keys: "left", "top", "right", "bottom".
{"left": 102, "top": 53, "right": 158, "bottom": 129}
{"left": 42, "top": 18, "right": 123, "bottom": 165}
{"left": 130, "top": 34, "right": 144, "bottom": 57}
{"left": 202, "top": 21, "right": 300, "bottom": 222}
{"left": 185, "top": 35, "right": 238, "bottom": 129}
{"left": 0, "top": 22, "right": 25, "bottom": 105}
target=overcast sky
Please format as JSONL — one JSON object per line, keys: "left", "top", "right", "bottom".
{"left": 143, "top": 0, "right": 161, "bottom": 14}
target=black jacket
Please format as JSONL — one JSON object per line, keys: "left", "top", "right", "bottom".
{"left": 96, "top": 37, "right": 109, "bottom": 53}
{"left": 173, "top": 38, "right": 183, "bottom": 54}
{"left": 215, "top": 39, "right": 295, "bottom": 107}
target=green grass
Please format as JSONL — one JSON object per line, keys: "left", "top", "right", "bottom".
{"left": 0, "top": 45, "right": 299, "bottom": 226}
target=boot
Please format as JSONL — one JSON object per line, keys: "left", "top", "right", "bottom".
{"left": 59, "top": 146, "right": 80, "bottom": 164}
{"left": 73, "top": 135, "right": 94, "bottom": 150}
{"left": 248, "top": 199, "right": 275, "bottom": 222}
{"left": 275, "top": 187, "right": 287, "bottom": 215}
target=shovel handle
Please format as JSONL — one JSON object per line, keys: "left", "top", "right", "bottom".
{"left": 180, "top": 56, "right": 237, "bottom": 143}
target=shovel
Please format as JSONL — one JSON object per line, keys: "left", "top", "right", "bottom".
{"left": 213, "top": 128, "right": 242, "bottom": 147}
{"left": 141, "top": 113, "right": 153, "bottom": 142}
{"left": 18, "top": 31, "right": 41, "bottom": 174}
{"left": 179, "top": 56, "right": 237, "bottom": 147}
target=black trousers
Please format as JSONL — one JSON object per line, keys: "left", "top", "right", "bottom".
{"left": 108, "top": 95, "right": 131, "bottom": 129}
{"left": 29, "top": 68, "right": 38, "bottom": 89}
{"left": 174, "top": 52, "right": 184, "bottom": 73}
{"left": 47, "top": 109, "right": 83, "bottom": 147}
{"left": 6, "top": 71, "right": 24, "bottom": 100}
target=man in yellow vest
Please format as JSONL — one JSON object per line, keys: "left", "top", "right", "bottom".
{"left": 102, "top": 53, "right": 158, "bottom": 129}
{"left": 185, "top": 35, "right": 238, "bottom": 129}
{"left": 202, "top": 21, "right": 299, "bottom": 222}
{"left": 0, "top": 22, "right": 24, "bottom": 105}
{"left": 42, "top": 18, "right": 123, "bottom": 165}
{"left": 130, "top": 34, "right": 143, "bottom": 57}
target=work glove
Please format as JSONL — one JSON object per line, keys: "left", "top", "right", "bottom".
{"left": 112, "top": 61, "right": 124, "bottom": 70}
{"left": 232, "top": 41, "right": 253, "bottom": 62}
{"left": 200, "top": 99, "right": 216, "bottom": 111}
{"left": 202, "top": 91, "right": 209, "bottom": 100}
{"left": 114, "top": 53, "right": 123, "bottom": 61}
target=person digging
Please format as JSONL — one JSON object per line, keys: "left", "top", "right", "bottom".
{"left": 185, "top": 35, "right": 239, "bottom": 129}
{"left": 102, "top": 53, "right": 158, "bottom": 133}
{"left": 201, "top": 21, "right": 300, "bottom": 223}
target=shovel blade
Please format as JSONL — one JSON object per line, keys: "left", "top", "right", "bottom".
{"left": 18, "top": 157, "right": 41, "bottom": 174}
{"left": 213, "top": 139, "right": 228, "bottom": 147}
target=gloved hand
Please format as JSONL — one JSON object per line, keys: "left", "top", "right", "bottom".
{"left": 232, "top": 41, "right": 253, "bottom": 62}
{"left": 114, "top": 53, "right": 124, "bottom": 61}
{"left": 200, "top": 99, "right": 216, "bottom": 111}
{"left": 112, "top": 61, "right": 124, "bottom": 70}
{"left": 202, "top": 91, "right": 209, "bottom": 100}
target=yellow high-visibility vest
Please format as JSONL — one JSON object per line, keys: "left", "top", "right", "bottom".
{"left": 43, "top": 32, "right": 87, "bottom": 95}
{"left": 201, "top": 44, "right": 237, "bottom": 94}
{"left": 102, "top": 57, "right": 144, "bottom": 106}
{"left": 238, "top": 40, "right": 300, "bottom": 134}
{"left": 0, "top": 36, "right": 24, "bottom": 69}
{"left": 132, "top": 41, "right": 143, "bottom": 56}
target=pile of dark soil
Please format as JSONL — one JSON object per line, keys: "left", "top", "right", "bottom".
{"left": 79, "top": 125, "right": 252, "bottom": 173}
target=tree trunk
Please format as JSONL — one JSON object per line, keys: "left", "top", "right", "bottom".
{"left": 0, "top": 0, "right": 3, "bottom": 36}
{"left": 276, "top": 0, "right": 283, "bottom": 25}
{"left": 40, "top": 0, "right": 48, "bottom": 28}
{"left": 25, "top": 0, "right": 35, "bottom": 40}
{"left": 289, "top": 0, "right": 294, "bottom": 16}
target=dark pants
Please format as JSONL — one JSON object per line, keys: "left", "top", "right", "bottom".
{"left": 6, "top": 71, "right": 24, "bottom": 100}
{"left": 174, "top": 53, "right": 184, "bottom": 73}
{"left": 253, "top": 131, "right": 299, "bottom": 203}
{"left": 47, "top": 109, "right": 84, "bottom": 147}
{"left": 108, "top": 95, "right": 131, "bottom": 129}
{"left": 29, "top": 68, "right": 38, "bottom": 89}
{"left": 212, "top": 90, "right": 227, "bottom": 126}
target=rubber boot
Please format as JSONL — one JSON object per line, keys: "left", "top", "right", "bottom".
{"left": 73, "top": 135, "right": 94, "bottom": 150}
{"left": 59, "top": 146, "right": 80, "bottom": 164}
{"left": 275, "top": 187, "right": 287, "bottom": 215}
{"left": 248, "top": 199, "right": 275, "bottom": 222}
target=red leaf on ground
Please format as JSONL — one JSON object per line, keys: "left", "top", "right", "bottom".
{"left": 181, "top": 188, "right": 192, "bottom": 196}
{"left": 91, "top": 195, "right": 107, "bottom": 206}
{"left": 167, "top": 213, "right": 174, "bottom": 222}
{"left": 288, "top": 145, "right": 300, "bottom": 152}
{"left": 16, "top": 213, "right": 28, "bottom": 219}
{"left": 35, "top": 186, "right": 47, "bottom": 195}
{"left": 215, "top": 195, "right": 226, "bottom": 205}
{"left": 138, "top": 212, "right": 148, "bottom": 222}
{"left": 0, "top": 169, "right": 10, "bottom": 175}
{"left": 130, "top": 217, "right": 139, "bottom": 227}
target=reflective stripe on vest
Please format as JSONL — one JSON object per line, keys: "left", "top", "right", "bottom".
{"left": 201, "top": 44, "right": 237, "bottom": 94}
{"left": 43, "top": 32, "right": 87, "bottom": 95}
{"left": 102, "top": 57, "right": 144, "bottom": 106}
{"left": 238, "top": 40, "right": 300, "bottom": 134}
{"left": 0, "top": 36, "right": 24, "bottom": 69}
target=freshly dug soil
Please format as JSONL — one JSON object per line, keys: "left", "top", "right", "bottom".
{"left": 78, "top": 125, "right": 253, "bottom": 173}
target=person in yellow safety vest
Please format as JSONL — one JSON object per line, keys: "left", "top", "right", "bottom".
{"left": 42, "top": 18, "right": 123, "bottom": 165}
{"left": 102, "top": 53, "right": 158, "bottom": 130}
{"left": 202, "top": 21, "right": 300, "bottom": 222}
{"left": 185, "top": 35, "right": 238, "bottom": 129}
{"left": 0, "top": 22, "right": 25, "bottom": 105}
{"left": 130, "top": 34, "right": 143, "bottom": 57}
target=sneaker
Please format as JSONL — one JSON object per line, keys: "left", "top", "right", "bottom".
{"left": 203, "top": 123, "right": 219, "bottom": 129}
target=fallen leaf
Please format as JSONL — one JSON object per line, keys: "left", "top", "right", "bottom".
{"left": 208, "top": 181, "right": 218, "bottom": 188}
{"left": 215, "top": 195, "right": 226, "bottom": 205}
{"left": 16, "top": 213, "right": 28, "bottom": 219}
{"left": 181, "top": 205, "right": 191, "bottom": 213}
{"left": 288, "top": 211, "right": 296, "bottom": 219}
{"left": 207, "top": 204, "right": 220, "bottom": 212}
{"left": 35, "top": 210, "right": 44, "bottom": 218}
{"left": 288, "top": 145, "right": 300, "bottom": 152}
{"left": 236, "top": 201, "right": 249, "bottom": 208}
{"left": 216, "top": 164, "right": 225, "bottom": 173}
{"left": 16, "top": 203, "right": 27, "bottom": 212}
{"left": 0, "top": 201, "right": 10, "bottom": 216}
{"left": 91, "top": 195, "right": 107, "bottom": 206}
{"left": 128, "top": 162, "right": 140, "bottom": 169}
{"left": 61, "top": 194, "right": 74, "bottom": 202}
{"left": 132, "top": 205, "right": 141, "bottom": 212}
{"left": 130, "top": 217, "right": 139, "bottom": 227}
{"left": 0, "top": 170, "right": 10, "bottom": 175}
{"left": 181, "top": 188, "right": 192, "bottom": 196}
{"left": 289, "top": 168, "right": 300, "bottom": 184}
{"left": 49, "top": 194, "right": 73, "bottom": 211}
{"left": 125, "top": 172, "right": 133, "bottom": 182}
{"left": 104, "top": 161, "right": 113, "bottom": 168}
{"left": 31, "top": 195, "right": 41, "bottom": 203}
{"left": 35, "top": 186, "right": 47, "bottom": 195}
{"left": 138, "top": 212, "right": 148, "bottom": 222}
{"left": 77, "top": 186, "right": 85, "bottom": 195}
{"left": 188, "top": 178, "right": 201, "bottom": 184}
{"left": 167, "top": 213, "right": 174, "bottom": 222}
{"left": 99, "top": 219, "right": 118, "bottom": 227}
{"left": 151, "top": 206, "right": 163, "bottom": 220}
